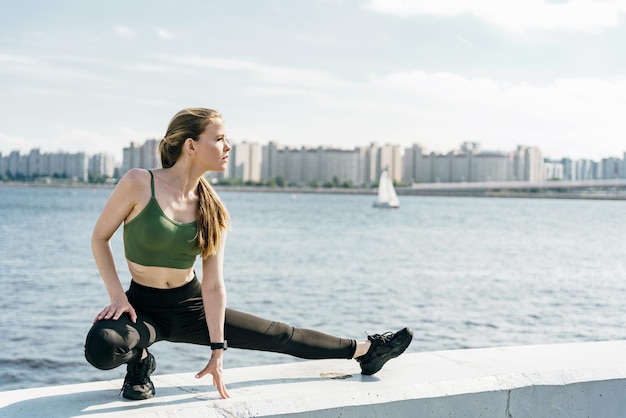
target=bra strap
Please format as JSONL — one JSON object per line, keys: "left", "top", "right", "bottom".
{"left": 147, "top": 169, "right": 155, "bottom": 198}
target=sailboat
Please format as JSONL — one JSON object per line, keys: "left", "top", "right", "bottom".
{"left": 373, "top": 170, "right": 400, "bottom": 208}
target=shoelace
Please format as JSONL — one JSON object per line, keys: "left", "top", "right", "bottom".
{"left": 367, "top": 331, "right": 394, "bottom": 345}
{"left": 125, "top": 360, "right": 151, "bottom": 386}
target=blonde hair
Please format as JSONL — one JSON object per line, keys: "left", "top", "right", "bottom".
{"left": 158, "top": 108, "right": 230, "bottom": 258}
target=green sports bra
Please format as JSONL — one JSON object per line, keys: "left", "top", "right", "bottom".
{"left": 123, "top": 170, "right": 201, "bottom": 269}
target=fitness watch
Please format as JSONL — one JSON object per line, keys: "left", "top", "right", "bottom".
{"left": 210, "top": 341, "right": 228, "bottom": 351}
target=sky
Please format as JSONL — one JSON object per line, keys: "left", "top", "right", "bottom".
{"left": 1, "top": 0, "right": 626, "bottom": 162}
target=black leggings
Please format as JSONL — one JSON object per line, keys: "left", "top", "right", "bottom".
{"left": 85, "top": 278, "right": 356, "bottom": 370}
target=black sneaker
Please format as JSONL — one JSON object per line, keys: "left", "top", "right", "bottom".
{"left": 356, "top": 327, "right": 413, "bottom": 375}
{"left": 121, "top": 351, "right": 157, "bottom": 400}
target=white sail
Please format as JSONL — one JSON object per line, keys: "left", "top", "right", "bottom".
{"left": 373, "top": 170, "right": 400, "bottom": 208}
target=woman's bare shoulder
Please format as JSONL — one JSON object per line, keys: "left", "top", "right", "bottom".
{"left": 119, "top": 168, "right": 151, "bottom": 187}
{"left": 113, "top": 168, "right": 153, "bottom": 198}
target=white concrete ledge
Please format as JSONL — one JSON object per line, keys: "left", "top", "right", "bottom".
{"left": 2, "top": 341, "right": 626, "bottom": 417}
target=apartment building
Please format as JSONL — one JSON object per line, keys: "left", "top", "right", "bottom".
{"left": 120, "top": 139, "right": 160, "bottom": 175}
{"left": 261, "top": 143, "right": 363, "bottom": 186}
{"left": 228, "top": 141, "right": 262, "bottom": 183}
{"left": 0, "top": 149, "right": 89, "bottom": 181}
{"left": 402, "top": 142, "right": 544, "bottom": 183}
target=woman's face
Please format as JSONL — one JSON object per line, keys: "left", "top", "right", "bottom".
{"left": 194, "top": 119, "right": 230, "bottom": 172}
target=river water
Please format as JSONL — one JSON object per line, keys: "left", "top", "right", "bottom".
{"left": 0, "top": 185, "right": 624, "bottom": 391}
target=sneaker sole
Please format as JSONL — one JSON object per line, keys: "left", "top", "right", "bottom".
{"left": 361, "top": 327, "right": 413, "bottom": 375}
{"left": 122, "top": 383, "right": 155, "bottom": 400}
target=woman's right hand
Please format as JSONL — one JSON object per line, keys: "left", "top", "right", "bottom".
{"left": 195, "top": 349, "right": 230, "bottom": 399}
{"left": 94, "top": 297, "right": 137, "bottom": 323}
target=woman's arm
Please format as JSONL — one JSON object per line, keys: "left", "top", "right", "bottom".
{"left": 195, "top": 231, "right": 230, "bottom": 399}
{"left": 92, "top": 169, "right": 146, "bottom": 323}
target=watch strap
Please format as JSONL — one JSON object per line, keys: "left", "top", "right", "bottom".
{"left": 210, "top": 341, "right": 228, "bottom": 350}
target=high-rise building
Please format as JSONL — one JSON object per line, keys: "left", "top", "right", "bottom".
{"left": 89, "top": 153, "right": 117, "bottom": 178}
{"left": 470, "top": 151, "right": 510, "bottom": 182}
{"left": 432, "top": 152, "right": 453, "bottom": 183}
{"left": 65, "top": 152, "right": 89, "bottom": 181}
{"left": 573, "top": 159, "right": 596, "bottom": 180}
{"left": 360, "top": 143, "right": 402, "bottom": 184}
{"left": 318, "top": 147, "right": 361, "bottom": 185}
{"left": 561, "top": 158, "right": 574, "bottom": 181}
{"left": 261, "top": 141, "right": 282, "bottom": 180}
{"left": 121, "top": 139, "right": 160, "bottom": 175}
{"left": 402, "top": 144, "right": 433, "bottom": 183}
{"left": 544, "top": 159, "right": 565, "bottom": 180}
{"left": 0, "top": 149, "right": 90, "bottom": 181}
{"left": 27, "top": 149, "right": 45, "bottom": 177}
{"left": 403, "top": 143, "right": 544, "bottom": 184}
{"left": 512, "top": 146, "right": 543, "bottom": 182}
{"left": 228, "top": 141, "right": 262, "bottom": 183}
{"left": 142, "top": 139, "right": 160, "bottom": 171}
{"left": 601, "top": 157, "right": 622, "bottom": 179}
{"left": 258, "top": 143, "right": 362, "bottom": 186}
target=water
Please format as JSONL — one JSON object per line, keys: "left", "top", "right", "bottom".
{"left": 0, "top": 186, "right": 625, "bottom": 391}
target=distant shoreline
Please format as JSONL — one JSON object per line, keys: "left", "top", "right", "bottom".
{"left": 0, "top": 181, "right": 114, "bottom": 189}
{"left": 216, "top": 186, "right": 626, "bottom": 200}
{"left": 2, "top": 181, "right": 625, "bottom": 200}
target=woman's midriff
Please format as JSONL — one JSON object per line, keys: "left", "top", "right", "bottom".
{"left": 126, "top": 259, "right": 196, "bottom": 289}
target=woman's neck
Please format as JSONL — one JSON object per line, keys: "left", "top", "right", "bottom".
{"left": 161, "top": 165, "right": 202, "bottom": 197}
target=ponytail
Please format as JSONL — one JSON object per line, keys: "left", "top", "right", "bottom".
{"left": 196, "top": 176, "right": 230, "bottom": 258}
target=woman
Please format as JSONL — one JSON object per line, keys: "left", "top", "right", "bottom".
{"left": 84, "top": 108, "right": 413, "bottom": 400}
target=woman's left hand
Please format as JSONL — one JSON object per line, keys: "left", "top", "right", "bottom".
{"left": 195, "top": 350, "right": 230, "bottom": 399}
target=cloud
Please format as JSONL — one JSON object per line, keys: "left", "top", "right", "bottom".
{"left": 113, "top": 25, "right": 136, "bottom": 38}
{"left": 0, "top": 51, "right": 173, "bottom": 90}
{"left": 456, "top": 35, "right": 475, "bottom": 48}
{"left": 365, "top": 70, "right": 626, "bottom": 158}
{"left": 236, "top": 67, "right": 626, "bottom": 158}
{"left": 365, "top": 0, "right": 626, "bottom": 32}
{"left": 161, "top": 53, "right": 625, "bottom": 159}
{"left": 0, "top": 56, "right": 123, "bottom": 86}
{"left": 158, "top": 55, "right": 345, "bottom": 88}
{"left": 0, "top": 53, "right": 37, "bottom": 64}
{"left": 154, "top": 27, "right": 172, "bottom": 40}
{"left": 245, "top": 85, "right": 328, "bottom": 100}
{"left": 55, "top": 126, "right": 162, "bottom": 159}
{"left": 0, "top": 131, "right": 32, "bottom": 154}
{"left": 8, "top": 85, "right": 67, "bottom": 97}
{"left": 370, "top": 70, "right": 626, "bottom": 117}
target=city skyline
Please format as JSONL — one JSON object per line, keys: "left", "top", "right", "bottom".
{"left": 2, "top": 1, "right": 626, "bottom": 162}
{"left": 4, "top": 138, "right": 624, "bottom": 186}
{"left": 2, "top": 136, "right": 622, "bottom": 167}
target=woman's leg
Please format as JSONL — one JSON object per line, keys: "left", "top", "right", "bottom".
{"left": 84, "top": 313, "right": 161, "bottom": 370}
{"left": 159, "top": 277, "right": 357, "bottom": 359}
{"left": 225, "top": 308, "right": 357, "bottom": 359}
{"left": 175, "top": 306, "right": 357, "bottom": 360}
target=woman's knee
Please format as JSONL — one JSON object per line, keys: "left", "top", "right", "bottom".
{"left": 84, "top": 321, "right": 134, "bottom": 370}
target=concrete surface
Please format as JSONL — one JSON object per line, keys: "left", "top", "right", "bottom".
{"left": 2, "top": 340, "right": 626, "bottom": 417}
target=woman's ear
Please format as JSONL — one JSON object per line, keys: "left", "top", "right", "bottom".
{"left": 185, "top": 138, "right": 195, "bottom": 152}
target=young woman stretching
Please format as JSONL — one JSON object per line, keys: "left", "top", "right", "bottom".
{"left": 84, "top": 108, "right": 413, "bottom": 400}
